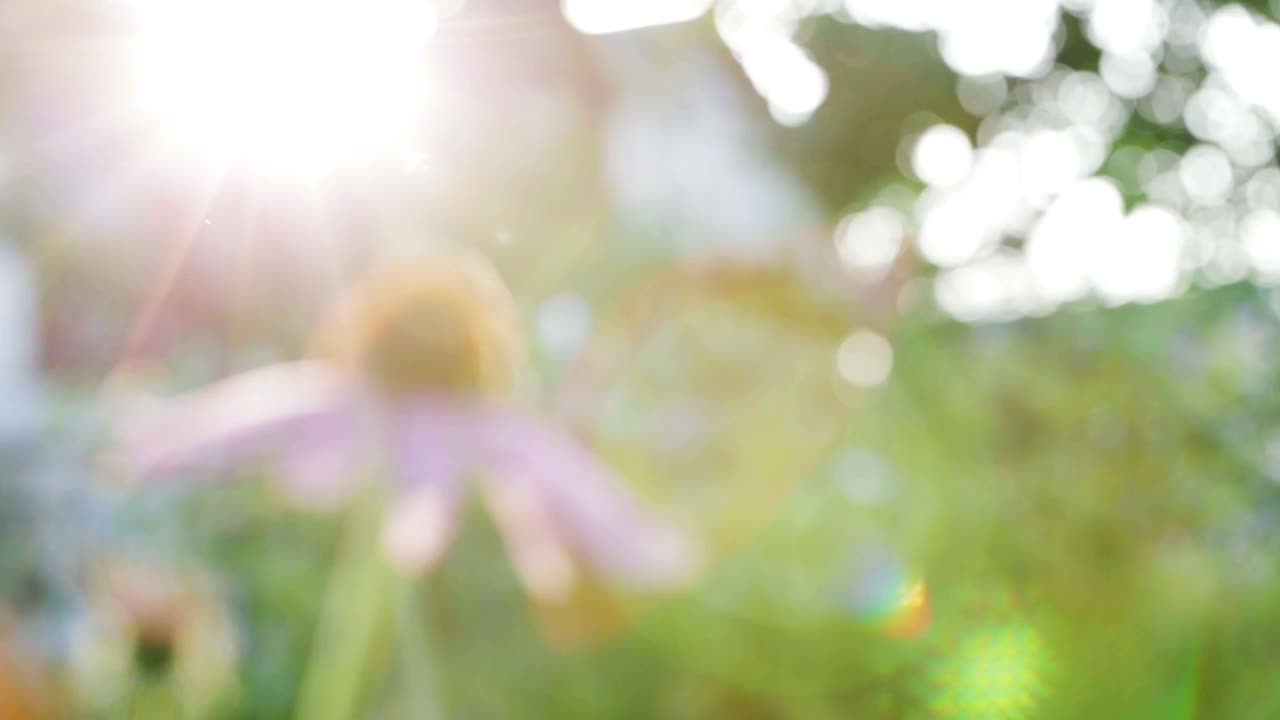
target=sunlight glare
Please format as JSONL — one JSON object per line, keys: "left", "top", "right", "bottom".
{"left": 837, "top": 330, "right": 893, "bottom": 388}
{"left": 563, "top": 0, "right": 713, "bottom": 35}
{"left": 836, "top": 206, "right": 906, "bottom": 276}
{"left": 913, "top": 124, "right": 974, "bottom": 188}
{"left": 128, "top": 0, "right": 436, "bottom": 179}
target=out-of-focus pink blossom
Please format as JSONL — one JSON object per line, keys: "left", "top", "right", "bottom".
{"left": 112, "top": 361, "right": 700, "bottom": 602}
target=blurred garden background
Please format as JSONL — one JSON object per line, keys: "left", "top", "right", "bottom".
{"left": 4, "top": 0, "right": 1280, "bottom": 717}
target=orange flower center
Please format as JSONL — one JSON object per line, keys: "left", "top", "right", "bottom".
{"left": 312, "top": 254, "right": 518, "bottom": 395}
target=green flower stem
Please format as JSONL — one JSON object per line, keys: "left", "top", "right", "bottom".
{"left": 394, "top": 579, "right": 445, "bottom": 720}
{"left": 293, "top": 492, "right": 393, "bottom": 720}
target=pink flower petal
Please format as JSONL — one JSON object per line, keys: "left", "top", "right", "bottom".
{"left": 382, "top": 481, "right": 461, "bottom": 574}
{"left": 380, "top": 398, "right": 477, "bottom": 573}
{"left": 480, "top": 405, "right": 703, "bottom": 591}
{"left": 112, "top": 362, "right": 364, "bottom": 487}
{"left": 482, "top": 474, "right": 577, "bottom": 602}
{"left": 274, "top": 425, "right": 367, "bottom": 510}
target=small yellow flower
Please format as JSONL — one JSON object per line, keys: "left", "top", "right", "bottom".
{"left": 68, "top": 561, "right": 238, "bottom": 718}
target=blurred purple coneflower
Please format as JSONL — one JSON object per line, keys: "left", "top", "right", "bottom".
{"left": 111, "top": 251, "right": 700, "bottom": 617}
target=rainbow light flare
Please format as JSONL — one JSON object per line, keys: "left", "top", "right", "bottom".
{"left": 930, "top": 620, "right": 1050, "bottom": 720}
{"left": 848, "top": 546, "right": 931, "bottom": 639}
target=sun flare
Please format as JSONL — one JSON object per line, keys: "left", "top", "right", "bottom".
{"left": 126, "top": 0, "right": 437, "bottom": 179}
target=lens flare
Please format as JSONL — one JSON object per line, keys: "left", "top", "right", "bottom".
{"left": 126, "top": 0, "right": 436, "bottom": 178}
{"left": 931, "top": 620, "right": 1050, "bottom": 720}
{"left": 848, "top": 546, "right": 930, "bottom": 639}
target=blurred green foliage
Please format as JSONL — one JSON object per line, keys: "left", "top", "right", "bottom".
{"left": 4, "top": 0, "right": 1280, "bottom": 718}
